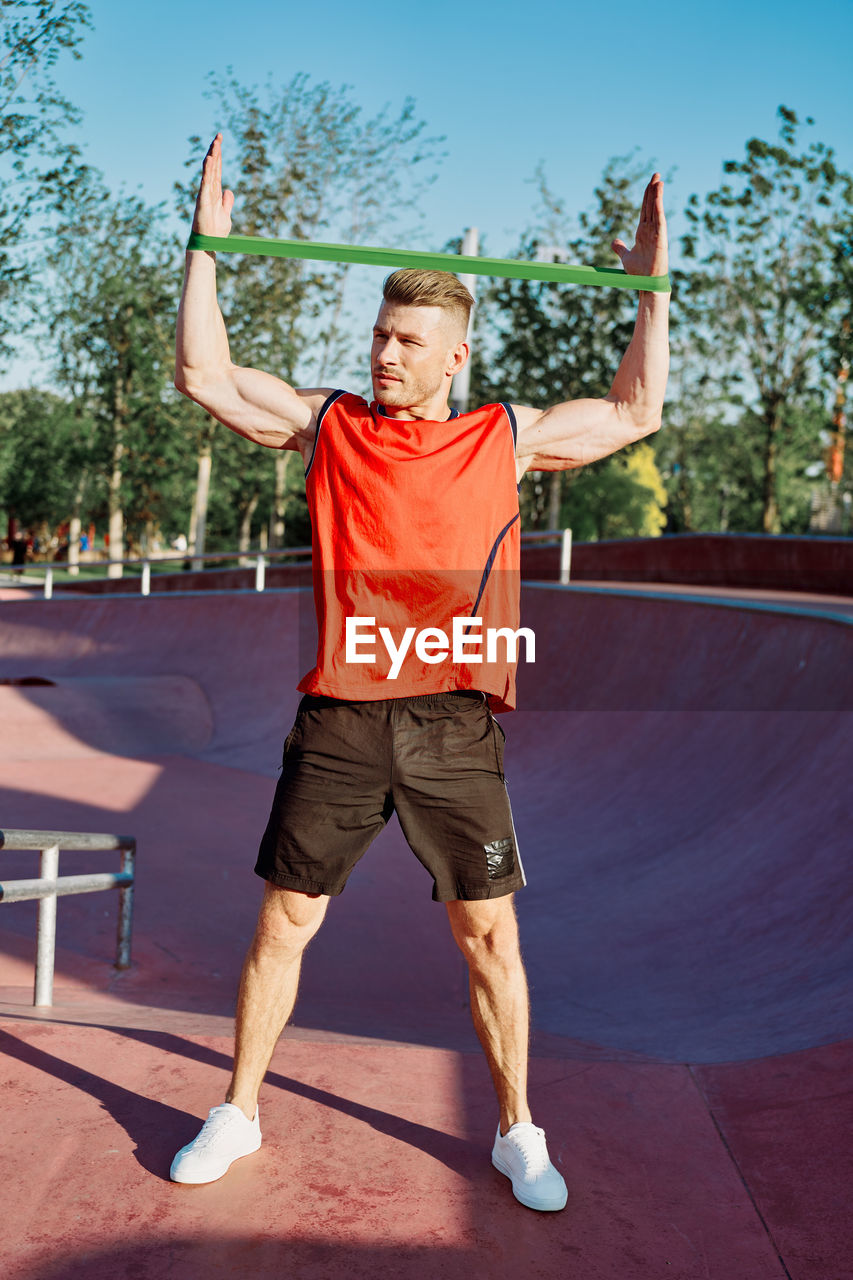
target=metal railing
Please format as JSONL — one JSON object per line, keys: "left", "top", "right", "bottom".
{"left": 1, "top": 529, "right": 573, "bottom": 598}
{"left": 0, "top": 545, "right": 313, "bottom": 599}
{"left": 521, "top": 528, "right": 573, "bottom": 583}
{"left": 0, "top": 829, "right": 135, "bottom": 1007}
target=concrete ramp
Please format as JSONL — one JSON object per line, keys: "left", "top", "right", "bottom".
{"left": 1, "top": 582, "right": 851, "bottom": 1280}
{"left": 0, "top": 675, "right": 213, "bottom": 759}
{"left": 0, "top": 585, "right": 850, "bottom": 1064}
{"left": 0, "top": 591, "right": 310, "bottom": 774}
{"left": 509, "top": 585, "right": 853, "bottom": 1062}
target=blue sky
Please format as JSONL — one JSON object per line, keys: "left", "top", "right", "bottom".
{"left": 5, "top": 0, "right": 852, "bottom": 386}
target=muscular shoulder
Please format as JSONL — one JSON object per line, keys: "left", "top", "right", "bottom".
{"left": 509, "top": 403, "right": 544, "bottom": 432}
{"left": 301, "top": 389, "right": 368, "bottom": 415}
{"left": 296, "top": 387, "right": 340, "bottom": 419}
{"left": 288, "top": 388, "right": 338, "bottom": 461}
{"left": 510, "top": 401, "right": 556, "bottom": 479}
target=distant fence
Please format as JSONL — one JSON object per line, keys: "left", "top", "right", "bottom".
{"left": 3, "top": 532, "right": 851, "bottom": 599}
{"left": 0, "top": 546, "right": 312, "bottom": 598}
{"left": 0, "top": 531, "right": 574, "bottom": 598}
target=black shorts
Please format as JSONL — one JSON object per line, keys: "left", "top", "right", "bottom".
{"left": 255, "top": 691, "right": 526, "bottom": 902}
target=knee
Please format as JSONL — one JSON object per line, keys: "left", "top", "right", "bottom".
{"left": 252, "top": 886, "right": 327, "bottom": 958}
{"left": 450, "top": 905, "right": 520, "bottom": 974}
{"left": 455, "top": 929, "right": 498, "bottom": 973}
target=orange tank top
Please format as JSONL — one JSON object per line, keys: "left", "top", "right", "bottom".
{"left": 297, "top": 392, "right": 523, "bottom": 711}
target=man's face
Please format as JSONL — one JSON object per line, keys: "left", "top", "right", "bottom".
{"left": 371, "top": 302, "right": 466, "bottom": 409}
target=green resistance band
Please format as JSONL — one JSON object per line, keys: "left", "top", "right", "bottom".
{"left": 186, "top": 232, "right": 671, "bottom": 293}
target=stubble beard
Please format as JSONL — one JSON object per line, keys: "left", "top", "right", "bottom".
{"left": 372, "top": 368, "right": 443, "bottom": 409}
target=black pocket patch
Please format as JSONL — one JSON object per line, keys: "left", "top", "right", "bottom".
{"left": 485, "top": 837, "right": 515, "bottom": 879}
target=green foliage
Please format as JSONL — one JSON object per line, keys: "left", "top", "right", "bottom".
{"left": 203, "top": 430, "right": 312, "bottom": 549}
{"left": 175, "top": 71, "right": 444, "bottom": 548}
{"left": 0, "top": 386, "right": 89, "bottom": 529}
{"left": 617, "top": 442, "right": 667, "bottom": 536}
{"left": 659, "top": 392, "right": 828, "bottom": 534}
{"left": 475, "top": 154, "right": 643, "bottom": 405}
{"left": 540, "top": 441, "right": 666, "bottom": 542}
{"left": 679, "top": 105, "right": 852, "bottom": 532}
{"left": 475, "top": 153, "right": 668, "bottom": 538}
{"left": 121, "top": 393, "right": 200, "bottom": 545}
{"left": 0, "top": 1, "right": 91, "bottom": 354}
{"left": 659, "top": 397, "right": 754, "bottom": 534}
{"left": 4, "top": 80, "right": 851, "bottom": 551}
{"left": 41, "top": 168, "right": 196, "bottom": 547}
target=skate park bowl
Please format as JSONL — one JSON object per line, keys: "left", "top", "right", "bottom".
{"left": 1, "top": 549, "right": 851, "bottom": 1280}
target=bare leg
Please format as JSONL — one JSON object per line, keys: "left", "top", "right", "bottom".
{"left": 226, "top": 883, "right": 329, "bottom": 1119}
{"left": 446, "top": 894, "right": 532, "bottom": 1135}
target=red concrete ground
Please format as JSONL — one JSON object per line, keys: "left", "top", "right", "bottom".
{"left": 1, "top": 583, "right": 851, "bottom": 1279}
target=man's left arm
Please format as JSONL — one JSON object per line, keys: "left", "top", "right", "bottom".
{"left": 514, "top": 172, "right": 670, "bottom": 477}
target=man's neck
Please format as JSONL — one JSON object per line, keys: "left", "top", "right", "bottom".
{"left": 375, "top": 399, "right": 454, "bottom": 422}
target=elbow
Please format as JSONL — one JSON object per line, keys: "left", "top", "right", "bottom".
{"left": 631, "top": 406, "right": 663, "bottom": 440}
{"left": 175, "top": 360, "right": 232, "bottom": 405}
{"left": 612, "top": 395, "right": 662, "bottom": 443}
{"left": 174, "top": 368, "right": 205, "bottom": 401}
{"left": 173, "top": 362, "right": 191, "bottom": 396}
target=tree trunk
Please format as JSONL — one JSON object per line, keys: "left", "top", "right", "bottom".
{"left": 190, "top": 417, "right": 214, "bottom": 570}
{"left": 106, "top": 377, "right": 128, "bottom": 580}
{"left": 522, "top": 474, "right": 543, "bottom": 531}
{"left": 66, "top": 465, "right": 90, "bottom": 576}
{"left": 547, "top": 472, "right": 562, "bottom": 530}
{"left": 719, "top": 483, "right": 730, "bottom": 532}
{"left": 238, "top": 491, "right": 260, "bottom": 566}
{"left": 143, "top": 519, "right": 159, "bottom": 555}
{"left": 316, "top": 262, "right": 350, "bottom": 385}
{"left": 676, "top": 433, "right": 693, "bottom": 531}
{"left": 270, "top": 451, "right": 289, "bottom": 548}
{"left": 762, "top": 408, "right": 780, "bottom": 534}
{"left": 68, "top": 515, "right": 81, "bottom": 575}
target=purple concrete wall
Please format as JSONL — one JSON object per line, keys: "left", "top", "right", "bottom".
{"left": 522, "top": 532, "right": 853, "bottom": 595}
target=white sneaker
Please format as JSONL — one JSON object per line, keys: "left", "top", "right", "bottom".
{"left": 492, "top": 1122, "right": 568, "bottom": 1211}
{"left": 170, "top": 1103, "right": 262, "bottom": 1184}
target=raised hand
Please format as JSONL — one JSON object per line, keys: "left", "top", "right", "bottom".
{"left": 611, "top": 173, "right": 668, "bottom": 278}
{"left": 192, "top": 133, "right": 235, "bottom": 238}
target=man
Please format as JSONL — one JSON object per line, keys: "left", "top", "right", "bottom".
{"left": 170, "top": 133, "right": 669, "bottom": 1212}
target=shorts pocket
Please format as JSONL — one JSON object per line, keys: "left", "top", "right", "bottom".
{"left": 279, "top": 712, "right": 304, "bottom": 770}
{"left": 486, "top": 709, "right": 506, "bottom": 781}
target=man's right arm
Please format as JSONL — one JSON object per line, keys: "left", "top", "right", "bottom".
{"left": 174, "top": 133, "right": 331, "bottom": 460}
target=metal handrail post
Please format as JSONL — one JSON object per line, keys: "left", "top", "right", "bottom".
{"left": 560, "top": 528, "right": 573, "bottom": 584}
{"left": 1, "top": 829, "right": 137, "bottom": 1007}
{"left": 34, "top": 842, "right": 60, "bottom": 1006}
{"left": 116, "top": 843, "right": 135, "bottom": 969}
{"left": 141, "top": 561, "right": 151, "bottom": 596}
{"left": 255, "top": 554, "right": 266, "bottom": 592}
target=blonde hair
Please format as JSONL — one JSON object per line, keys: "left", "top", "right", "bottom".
{"left": 382, "top": 269, "right": 473, "bottom": 337}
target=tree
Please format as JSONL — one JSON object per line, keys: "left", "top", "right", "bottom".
{"left": 0, "top": 386, "right": 90, "bottom": 540}
{"left": 0, "top": 1, "right": 90, "bottom": 354}
{"left": 815, "top": 187, "right": 853, "bottom": 528}
{"left": 679, "top": 106, "right": 852, "bottom": 533}
{"left": 545, "top": 439, "right": 666, "bottom": 542}
{"left": 173, "top": 71, "right": 444, "bottom": 554}
{"left": 475, "top": 154, "right": 668, "bottom": 537}
{"left": 43, "top": 170, "right": 189, "bottom": 572}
